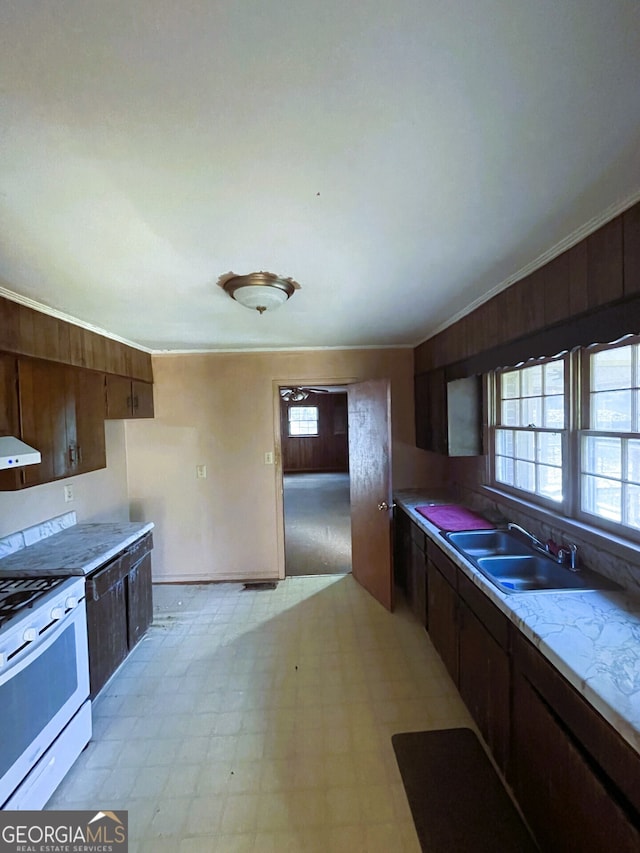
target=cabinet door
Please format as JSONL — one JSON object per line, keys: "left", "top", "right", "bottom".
{"left": 458, "top": 600, "right": 510, "bottom": 775}
{"left": 86, "top": 576, "right": 129, "bottom": 699}
{"left": 127, "top": 552, "right": 153, "bottom": 649}
{"left": 131, "top": 380, "right": 154, "bottom": 418}
{"left": 19, "top": 359, "right": 69, "bottom": 486}
{"left": 69, "top": 367, "right": 106, "bottom": 474}
{"left": 426, "top": 559, "right": 458, "bottom": 683}
{"left": 414, "top": 369, "right": 447, "bottom": 454}
{"left": 409, "top": 538, "right": 427, "bottom": 627}
{"left": 393, "top": 509, "right": 412, "bottom": 593}
{"left": 512, "top": 672, "right": 640, "bottom": 853}
{"left": 105, "top": 374, "right": 133, "bottom": 419}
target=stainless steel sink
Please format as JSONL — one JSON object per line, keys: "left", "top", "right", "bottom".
{"left": 476, "top": 555, "right": 606, "bottom": 593}
{"left": 446, "top": 530, "right": 532, "bottom": 559}
{"left": 445, "top": 529, "right": 618, "bottom": 594}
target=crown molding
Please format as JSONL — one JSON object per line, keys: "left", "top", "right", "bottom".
{"left": 0, "top": 286, "right": 153, "bottom": 353}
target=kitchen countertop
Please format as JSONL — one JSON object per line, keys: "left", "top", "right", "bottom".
{"left": 0, "top": 521, "right": 154, "bottom": 577}
{"left": 394, "top": 488, "right": 640, "bottom": 757}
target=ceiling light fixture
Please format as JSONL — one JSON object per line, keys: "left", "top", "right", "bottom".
{"left": 280, "top": 387, "right": 310, "bottom": 402}
{"left": 221, "top": 271, "right": 298, "bottom": 315}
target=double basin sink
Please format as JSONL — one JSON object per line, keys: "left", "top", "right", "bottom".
{"left": 445, "top": 529, "right": 619, "bottom": 595}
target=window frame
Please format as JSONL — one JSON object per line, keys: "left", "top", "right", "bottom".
{"left": 575, "top": 336, "right": 640, "bottom": 537}
{"left": 287, "top": 404, "right": 319, "bottom": 437}
{"left": 488, "top": 335, "right": 640, "bottom": 545}
{"left": 489, "top": 354, "right": 570, "bottom": 513}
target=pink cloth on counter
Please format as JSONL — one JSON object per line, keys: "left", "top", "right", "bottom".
{"left": 415, "top": 504, "right": 496, "bottom": 532}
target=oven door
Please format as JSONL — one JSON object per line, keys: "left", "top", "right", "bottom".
{"left": 0, "top": 601, "right": 90, "bottom": 807}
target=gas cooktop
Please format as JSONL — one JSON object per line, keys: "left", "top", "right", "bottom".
{"left": 0, "top": 577, "right": 66, "bottom": 629}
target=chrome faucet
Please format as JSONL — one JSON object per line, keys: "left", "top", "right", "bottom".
{"left": 559, "top": 543, "right": 579, "bottom": 571}
{"left": 507, "top": 522, "right": 547, "bottom": 553}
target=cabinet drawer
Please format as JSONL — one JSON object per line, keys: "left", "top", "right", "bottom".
{"left": 458, "top": 572, "right": 510, "bottom": 651}
{"left": 429, "top": 543, "right": 458, "bottom": 589}
{"left": 514, "top": 632, "right": 640, "bottom": 816}
{"left": 86, "top": 554, "right": 128, "bottom": 601}
{"left": 127, "top": 532, "right": 153, "bottom": 566}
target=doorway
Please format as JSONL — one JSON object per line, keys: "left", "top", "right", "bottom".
{"left": 279, "top": 385, "right": 352, "bottom": 576}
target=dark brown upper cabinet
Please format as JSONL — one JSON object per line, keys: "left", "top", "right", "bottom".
{"left": 105, "top": 374, "right": 155, "bottom": 420}
{"left": 415, "top": 369, "right": 482, "bottom": 456}
{"left": 0, "top": 359, "right": 107, "bottom": 490}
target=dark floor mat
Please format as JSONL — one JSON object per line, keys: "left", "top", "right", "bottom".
{"left": 242, "top": 582, "right": 278, "bottom": 591}
{"left": 392, "top": 728, "right": 537, "bottom": 853}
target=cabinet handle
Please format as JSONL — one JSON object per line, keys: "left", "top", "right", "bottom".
{"left": 78, "top": 445, "right": 83, "bottom": 463}
{"left": 133, "top": 394, "right": 139, "bottom": 411}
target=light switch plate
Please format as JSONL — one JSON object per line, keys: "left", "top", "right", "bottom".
{"left": 196, "top": 465, "right": 207, "bottom": 479}
{"left": 264, "top": 451, "right": 274, "bottom": 465}
{"left": 64, "top": 484, "right": 74, "bottom": 502}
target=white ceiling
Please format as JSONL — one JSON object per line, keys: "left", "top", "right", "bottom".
{"left": 1, "top": 1, "right": 639, "bottom": 352}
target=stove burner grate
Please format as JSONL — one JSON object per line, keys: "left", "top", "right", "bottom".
{"left": 0, "top": 577, "right": 66, "bottom": 628}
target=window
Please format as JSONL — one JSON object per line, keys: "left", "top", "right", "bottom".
{"left": 581, "top": 339, "right": 640, "bottom": 530}
{"left": 493, "top": 357, "right": 566, "bottom": 506}
{"left": 490, "top": 335, "right": 640, "bottom": 540}
{"left": 288, "top": 405, "right": 319, "bottom": 436}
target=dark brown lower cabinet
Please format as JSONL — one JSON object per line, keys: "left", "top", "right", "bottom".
{"left": 85, "top": 535, "right": 154, "bottom": 698}
{"left": 512, "top": 633, "right": 640, "bottom": 852}
{"left": 127, "top": 551, "right": 153, "bottom": 649}
{"left": 426, "top": 553, "right": 458, "bottom": 683}
{"left": 458, "top": 598, "right": 510, "bottom": 776}
{"left": 415, "top": 521, "right": 640, "bottom": 853}
{"left": 512, "top": 671, "right": 640, "bottom": 852}
{"left": 409, "top": 523, "right": 427, "bottom": 627}
{"left": 86, "top": 558, "right": 129, "bottom": 699}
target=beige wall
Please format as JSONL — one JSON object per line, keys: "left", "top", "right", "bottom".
{"left": 125, "top": 348, "right": 446, "bottom": 582}
{"left": 0, "top": 420, "right": 130, "bottom": 538}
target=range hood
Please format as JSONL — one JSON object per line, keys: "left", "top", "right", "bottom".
{"left": 0, "top": 436, "right": 41, "bottom": 470}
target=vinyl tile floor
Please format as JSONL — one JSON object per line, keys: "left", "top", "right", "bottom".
{"left": 47, "top": 575, "right": 474, "bottom": 852}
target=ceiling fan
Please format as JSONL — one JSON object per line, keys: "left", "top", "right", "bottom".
{"left": 279, "top": 386, "right": 330, "bottom": 402}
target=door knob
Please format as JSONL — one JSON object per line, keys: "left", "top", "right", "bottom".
{"left": 378, "top": 501, "right": 395, "bottom": 511}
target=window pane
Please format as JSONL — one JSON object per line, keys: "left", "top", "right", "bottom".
{"left": 501, "top": 371, "right": 519, "bottom": 399}
{"left": 515, "top": 460, "right": 535, "bottom": 492}
{"left": 628, "top": 440, "right": 640, "bottom": 484}
{"left": 543, "top": 395, "right": 565, "bottom": 428}
{"left": 502, "top": 400, "right": 520, "bottom": 426}
{"left": 582, "top": 435, "right": 622, "bottom": 478}
{"left": 495, "top": 456, "right": 514, "bottom": 485}
{"left": 592, "top": 346, "right": 632, "bottom": 391}
{"left": 495, "top": 429, "right": 513, "bottom": 456}
{"left": 538, "top": 432, "right": 562, "bottom": 465}
{"left": 538, "top": 465, "right": 563, "bottom": 502}
{"left": 521, "top": 365, "right": 542, "bottom": 396}
{"left": 289, "top": 406, "right": 317, "bottom": 421}
{"left": 521, "top": 397, "right": 542, "bottom": 427}
{"left": 582, "top": 474, "right": 622, "bottom": 522}
{"left": 626, "top": 484, "right": 640, "bottom": 530}
{"left": 544, "top": 361, "right": 564, "bottom": 395}
{"left": 591, "top": 390, "right": 632, "bottom": 431}
{"left": 515, "top": 431, "right": 535, "bottom": 461}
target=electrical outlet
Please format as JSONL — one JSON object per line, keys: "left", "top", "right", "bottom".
{"left": 196, "top": 464, "right": 207, "bottom": 479}
{"left": 264, "top": 451, "right": 274, "bottom": 465}
{"left": 64, "top": 484, "right": 74, "bottom": 502}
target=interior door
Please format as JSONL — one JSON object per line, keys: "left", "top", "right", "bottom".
{"left": 348, "top": 378, "right": 393, "bottom": 611}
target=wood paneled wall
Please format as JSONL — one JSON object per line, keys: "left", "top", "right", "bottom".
{"left": 414, "top": 201, "right": 640, "bottom": 375}
{"left": 0, "top": 296, "right": 152, "bottom": 381}
{"left": 280, "top": 392, "right": 349, "bottom": 473}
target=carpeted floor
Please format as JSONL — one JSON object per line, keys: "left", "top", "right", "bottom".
{"left": 284, "top": 472, "right": 352, "bottom": 576}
